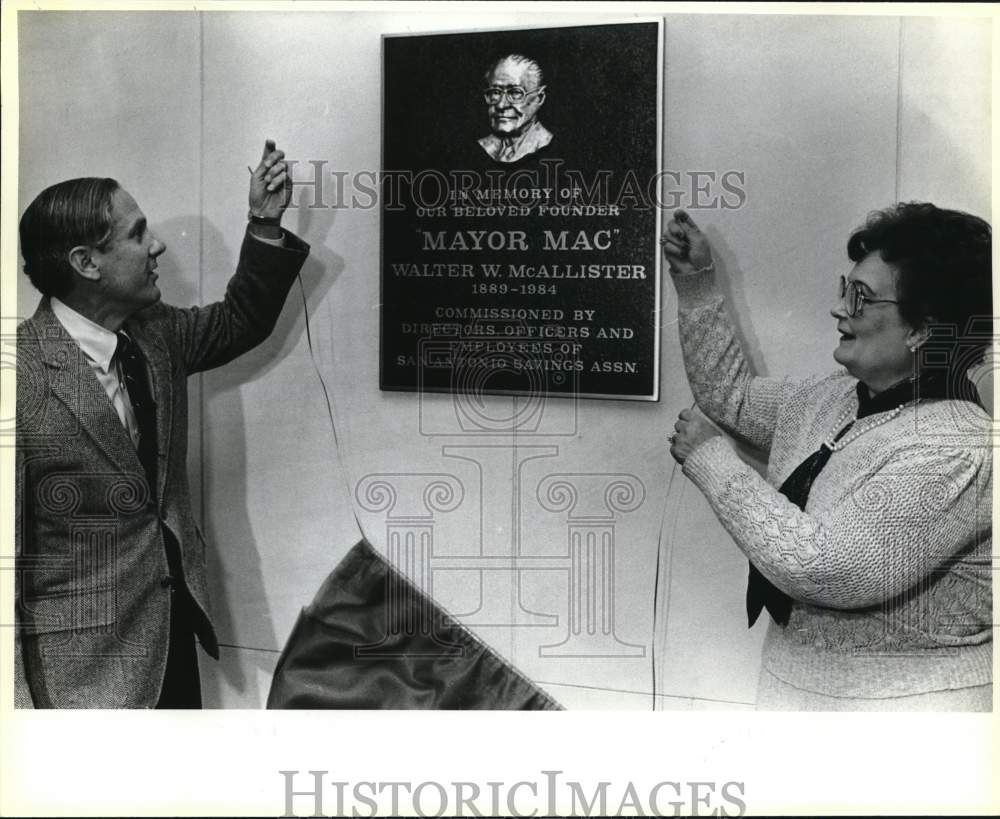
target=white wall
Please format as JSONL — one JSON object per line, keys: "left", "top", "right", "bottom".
{"left": 16, "top": 10, "right": 992, "bottom": 709}
{"left": 16, "top": 11, "right": 206, "bottom": 519}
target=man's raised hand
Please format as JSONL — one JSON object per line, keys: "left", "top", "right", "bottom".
{"left": 249, "top": 139, "right": 292, "bottom": 221}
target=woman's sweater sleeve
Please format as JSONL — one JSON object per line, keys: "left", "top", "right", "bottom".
{"left": 681, "top": 436, "right": 989, "bottom": 609}
{"left": 674, "top": 269, "right": 799, "bottom": 452}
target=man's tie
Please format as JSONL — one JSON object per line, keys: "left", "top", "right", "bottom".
{"left": 115, "top": 330, "right": 158, "bottom": 500}
{"left": 116, "top": 330, "right": 203, "bottom": 708}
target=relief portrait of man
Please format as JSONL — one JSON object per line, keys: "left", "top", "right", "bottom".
{"left": 477, "top": 53, "right": 554, "bottom": 164}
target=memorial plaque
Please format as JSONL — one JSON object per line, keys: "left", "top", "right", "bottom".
{"left": 381, "top": 21, "right": 663, "bottom": 400}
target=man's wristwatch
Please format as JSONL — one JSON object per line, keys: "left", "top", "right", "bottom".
{"left": 247, "top": 210, "right": 282, "bottom": 226}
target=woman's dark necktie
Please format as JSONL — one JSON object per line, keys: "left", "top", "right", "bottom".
{"left": 746, "top": 371, "right": 980, "bottom": 628}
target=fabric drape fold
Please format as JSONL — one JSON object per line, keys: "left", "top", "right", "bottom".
{"left": 268, "top": 540, "right": 562, "bottom": 710}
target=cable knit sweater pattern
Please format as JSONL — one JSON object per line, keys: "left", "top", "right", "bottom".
{"left": 674, "top": 270, "right": 993, "bottom": 699}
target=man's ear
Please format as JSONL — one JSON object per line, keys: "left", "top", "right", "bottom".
{"left": 67, "top": 245, "right": 101, "bottom": 282}
{"left": 535, "top": 87, "right": 546, "bottom": 108}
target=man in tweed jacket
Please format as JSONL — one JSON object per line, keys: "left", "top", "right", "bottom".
{"left": 15, "top": 140, "right": 310, "bottom": 708}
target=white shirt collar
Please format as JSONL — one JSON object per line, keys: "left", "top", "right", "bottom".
{"left": 50, "top": 297, "right": 119, "bottom": 374}
{"left": 478, "top": 120, "right": 553, "bottom": 163}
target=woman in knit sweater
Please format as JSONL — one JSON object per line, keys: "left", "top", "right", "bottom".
{"left": 661, "top": 204, "right": 992, "bottom": 711}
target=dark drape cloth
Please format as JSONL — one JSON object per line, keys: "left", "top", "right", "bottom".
{"left": 267, "top": 540, "right": 562, "bottom": 710}
{"left": 747, "top": 372, "right": 982, "bottom": 628}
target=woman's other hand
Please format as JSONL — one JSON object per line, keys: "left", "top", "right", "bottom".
{"left": 669, "top": 407, "right": 723, "bottom": 464}
{"left": 661, "top": 209, "right": 714, "bottom": 277}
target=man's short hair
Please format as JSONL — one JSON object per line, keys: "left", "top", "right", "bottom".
{"left": 19, "top": 177, "right": 120, "bottom": 298}
{"left": 483, "top": 54, "right": 544, "bottom": 90}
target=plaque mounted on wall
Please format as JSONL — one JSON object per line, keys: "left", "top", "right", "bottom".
{"left": 381, "top": 21, "right": 663, "bottom": 401}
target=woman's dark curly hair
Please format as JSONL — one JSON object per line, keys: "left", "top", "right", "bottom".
{"left": 847, "top": 202, "right": 992, "bottom": 363}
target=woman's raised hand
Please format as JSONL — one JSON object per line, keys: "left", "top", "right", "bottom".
{"left": 661, "top": 209, "right": 714, "bottom": 277}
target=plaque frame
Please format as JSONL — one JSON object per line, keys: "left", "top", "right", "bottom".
{"left": 380, "top": 19, "right": 665, "bottom": 402}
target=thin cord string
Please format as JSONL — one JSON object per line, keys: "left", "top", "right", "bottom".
{"left": 296, "top": 275, "right": 371, "bottom": 542}
{"left": 650, "top": 407, "right": 691, "bottom": 711}
{"left": 650, "top": 459, "right": 680, "bottom": 711}
{"left": 650, "top": 391, "right": 697, "bottom": 710}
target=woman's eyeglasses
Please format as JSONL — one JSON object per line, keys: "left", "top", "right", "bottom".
{"left": 838, "top": 275, "right": 904, "bottom": 317}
